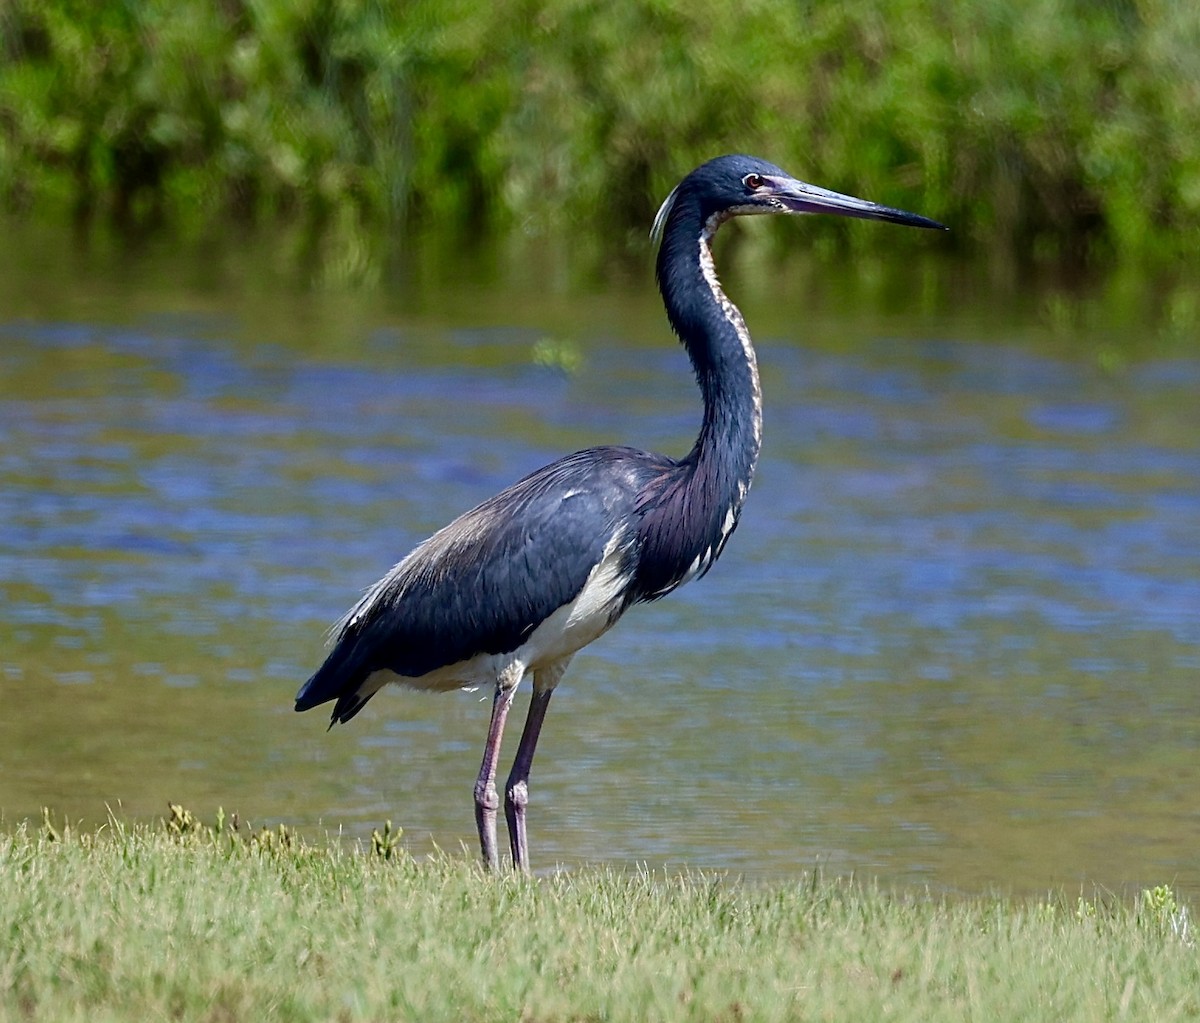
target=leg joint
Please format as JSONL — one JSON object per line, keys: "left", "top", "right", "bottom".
{"left": 474, "top": 778, "right": 499, "bottom": 813}
{"left": 505, "top": 778, "right": 529, "bottom": 812}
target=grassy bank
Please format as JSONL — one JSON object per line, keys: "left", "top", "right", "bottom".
{"left": 2, "top": 1, "right": 1200, "bottom": 261}
{"left": 1, "top": 810, "right": 1196, "bottom": 1022}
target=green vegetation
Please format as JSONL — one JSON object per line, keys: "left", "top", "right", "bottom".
{"left": 2, "top": 0, "right": 1200, "bottom": 261}
{"left": 2, "top": 810, "right": 1197, "bottom": 1022}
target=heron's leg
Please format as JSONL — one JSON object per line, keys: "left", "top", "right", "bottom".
{"left": 504, "top": 688, "right": 553, "bottom": 872}
{"left": 474, "top": 679, "right": 518, "bottom": 872}
{"left": 504, "top": 659, "right": 568, "bottom": 873}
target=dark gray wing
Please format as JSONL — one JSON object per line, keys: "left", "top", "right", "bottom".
{"left": 295, "top": 446, "right": 662, "bottom": 723}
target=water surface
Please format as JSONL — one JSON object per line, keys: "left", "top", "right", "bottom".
{"left": 1, "top": 226, "right": 1197, "bottom": 894}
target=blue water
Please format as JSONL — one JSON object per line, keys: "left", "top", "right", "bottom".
{"left": 1, "top": 273, "right": 1198, "bottom": 894}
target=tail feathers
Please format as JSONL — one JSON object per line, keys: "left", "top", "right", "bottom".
{"left": 295, "top": 639, "right": 379, "bottom": 726}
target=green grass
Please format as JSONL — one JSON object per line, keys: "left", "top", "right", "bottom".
{"left": 2, "top": 809, "right": 1197, "bottom": 1022}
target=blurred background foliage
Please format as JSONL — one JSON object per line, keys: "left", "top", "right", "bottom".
{"left": 1, "top": 0, "right": 1199, "bottom": 264}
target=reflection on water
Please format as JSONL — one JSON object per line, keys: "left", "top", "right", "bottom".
{"left": 0, "top": 229, "right": 1197, "bottom": 896}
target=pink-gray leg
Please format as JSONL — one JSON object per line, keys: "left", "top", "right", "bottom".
{"left": 504, "top": 687, "right": 554, "bottom": 872}
{"left": 474, "top": 682, "right": 517, "bottom": 872}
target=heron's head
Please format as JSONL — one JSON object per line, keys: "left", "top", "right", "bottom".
{"left": 652, "top": 154, "right": 946, "bottom": 243}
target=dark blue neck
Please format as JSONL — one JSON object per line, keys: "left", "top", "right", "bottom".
{"left": 656, "top": 201, "right": 762, "bottom": 487}
{"left": 630, "top": 198, "right": 762, "bottom": 602}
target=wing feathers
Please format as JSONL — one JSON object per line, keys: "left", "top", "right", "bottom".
{"left": 295, "top": 447, "right": 660, "bottom": 719}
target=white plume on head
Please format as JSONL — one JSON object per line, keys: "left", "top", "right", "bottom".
{"left": 650, "top": 181, "right": 681, "bottom": 245}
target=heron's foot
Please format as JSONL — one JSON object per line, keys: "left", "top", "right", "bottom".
{"left": 504, "top": 779, "right": 530, "bottom": 872}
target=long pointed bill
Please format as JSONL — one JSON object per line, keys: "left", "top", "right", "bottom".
{"left": 769, "top": 176, "right": 947, "bottom": 231}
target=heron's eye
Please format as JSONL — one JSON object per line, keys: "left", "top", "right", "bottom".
{"left": 743, "top": 173, "right": 765, "bottom": 190}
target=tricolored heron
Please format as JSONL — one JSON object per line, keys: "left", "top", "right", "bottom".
{"left": 295, "top": 154, "right": 945, "bottom": 872}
